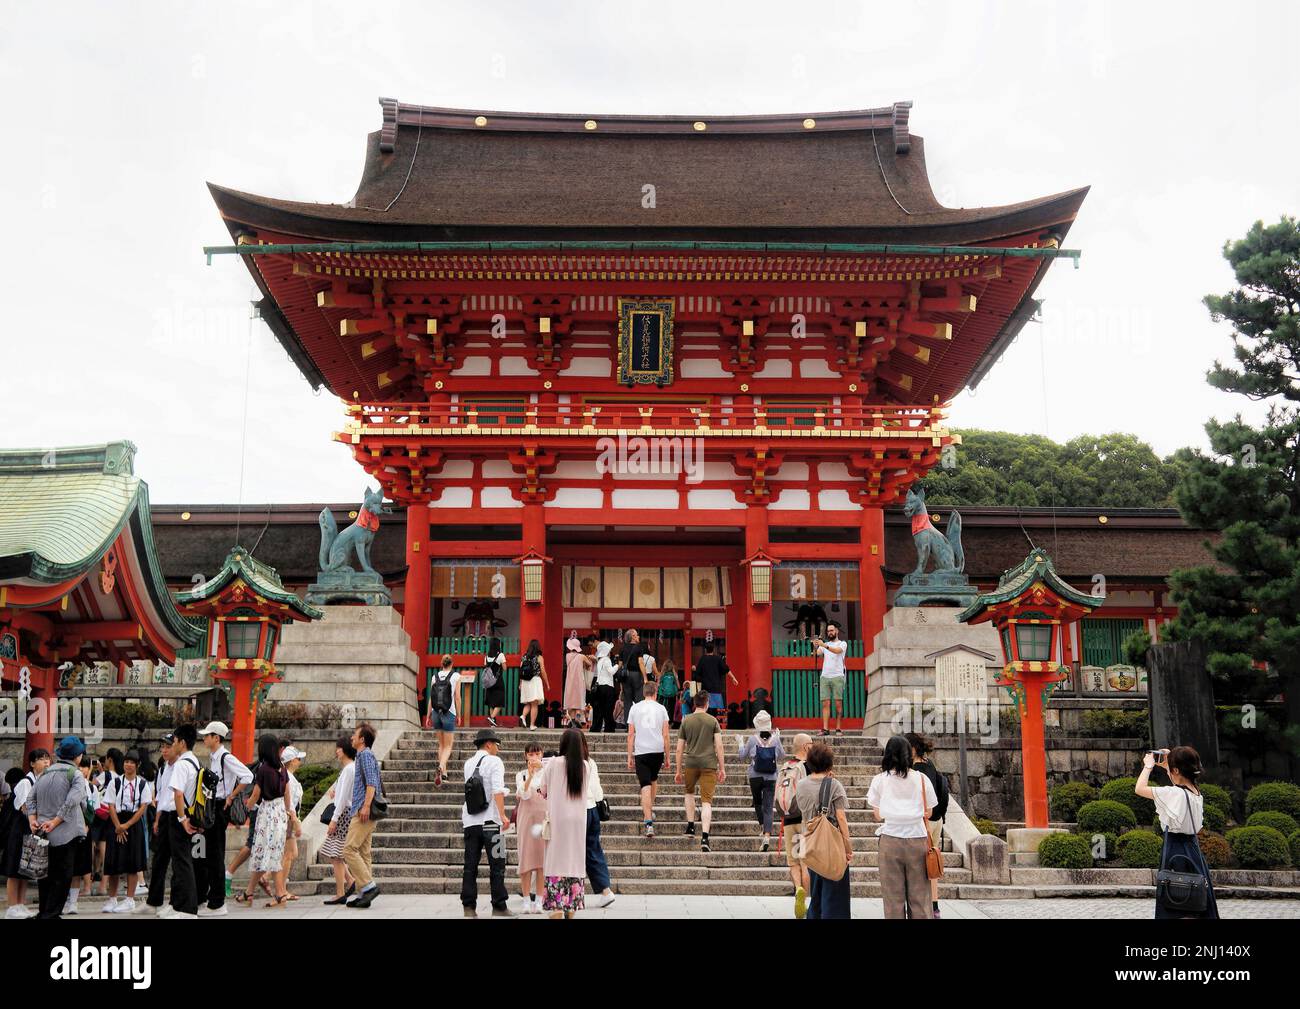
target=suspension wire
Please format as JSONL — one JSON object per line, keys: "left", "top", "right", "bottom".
{"left": 234, "top": 309, "right": 255, "bottom": 548}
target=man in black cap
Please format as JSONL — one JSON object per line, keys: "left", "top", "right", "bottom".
{"left": 460, "top": 727, "right": 513, "bottom": 917}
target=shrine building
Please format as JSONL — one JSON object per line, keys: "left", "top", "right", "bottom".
{"left": 204, "top": 98, "right": 1091, "bottom": 718}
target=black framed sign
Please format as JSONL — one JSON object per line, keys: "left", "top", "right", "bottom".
{"left": 617, "top": 297, "right": 675, "bottom": 385}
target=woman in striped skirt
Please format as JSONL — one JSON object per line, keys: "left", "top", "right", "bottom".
{"left": 320, "top": 736, "right": 357, "bottom": 905}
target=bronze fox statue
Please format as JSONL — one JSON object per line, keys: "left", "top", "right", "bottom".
{"left": 903, "top": 486, "right": 965, "bottom": 579}
{"left": 319, "top": 487, "right": 390, "bottom": 574}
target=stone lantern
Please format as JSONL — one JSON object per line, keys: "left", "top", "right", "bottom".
{"left": 957, "top": 550, "right": 1100, "bottom": 833}
{"left": 178, "top": 547, "right": 321, "bottom": 762}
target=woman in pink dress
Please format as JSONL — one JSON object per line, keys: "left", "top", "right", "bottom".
{"left": 539, "top": 728, "right": 589, "bottom": 918}
{"left": 514, "top": 743, "right": 548, "bottom": 914}
{"left": 563, "top": 638, "right": 592, "bottom": 727}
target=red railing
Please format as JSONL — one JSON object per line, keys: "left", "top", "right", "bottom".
{"left": 343, "top": 400, "right": 946, "bottom": 435}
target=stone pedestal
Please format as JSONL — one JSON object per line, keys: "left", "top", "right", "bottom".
{"left": 967, "top": 834, "right": 1012, "bottom": 885}
{"left": 273, "top": 605, "right": 419, "bottom": 736}
{"left": 1006, "top": 826, "right": 1067, "bottom": 867}
{"left": 864, "top": 607, "right": 1003, "bottom": 743}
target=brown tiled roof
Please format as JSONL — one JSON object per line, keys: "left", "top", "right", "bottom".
{"left": 208, "top": 99, "right": 1087, "bottom": 244}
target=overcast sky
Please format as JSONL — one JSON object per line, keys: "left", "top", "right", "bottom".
{"left": 2, "top": 1, "right": 1296, "bottom": 504}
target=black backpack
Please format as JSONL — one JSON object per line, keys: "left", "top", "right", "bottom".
{"left": 921, "top": 760, "right": 950, "bottom": 821}
{"left": 430, "top": 669, "right": 455, "bottom": 712}
{"left": 464, "top": 754, "right": 490, "bottom": 815}
{"left": 181, "top": 754, "right": 221, "bottom": 831}
{"left": 520, "top": 654, "right": 539, "bottom": 682}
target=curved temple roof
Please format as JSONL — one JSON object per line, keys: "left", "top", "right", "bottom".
{"left": 210, "top": 98, "right": 1087, "bottom": 245}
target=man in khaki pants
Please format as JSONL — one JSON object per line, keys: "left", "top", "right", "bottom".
{"left": 343, "top": 723, "right": 382, "bottom": 908}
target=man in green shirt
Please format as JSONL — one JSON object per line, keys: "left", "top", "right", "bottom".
{"left": 674, "top": 691, "right": 726, "bottom": 852}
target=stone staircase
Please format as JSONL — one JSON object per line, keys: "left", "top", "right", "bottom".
{"left": 305, "top": 728, "right": 974, "bottom": 897}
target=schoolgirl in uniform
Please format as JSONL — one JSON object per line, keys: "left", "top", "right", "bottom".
{"left": 103, "top": 750, "right": 152, "bottom": 914}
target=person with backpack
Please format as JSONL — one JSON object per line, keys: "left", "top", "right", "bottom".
{"left": 195, "top": 721, "right": 252, "bottom": 917}
{"left": 737, "top": 710, "right": 785, "bottom": 853}
{"left": 461, "top": 727, "right": 513, "bottom": 917}
{"left": 64, "top": 759, "right": 96, "bottom": 914}
{"left": 656, "top": 659, "right": 681, "bottom": 728}
{"left": 590, "top": 640, "right": 619, "bottom": 733}
{"left": 135, "top": 732, "right": 177, "bottom": 916}
{"left": 776, "top": 733, "right": 812, "bottom": 918}
{"left": 4, "top": 748, "right": 50, "bottom": 919}
{"left": 905, "top": 732, "right": 949, "bottom": 919}
{"left": 25, "top": 736, "right": 90, "bottom": 919}
{"left": 794, "top": 741, "right": 854, "bottom": 919}
{"left": 88, "top": 748, "right": 123, "bottom": 896}
{"left": 344, "top": 722, "right": 384, "bottom": 909}
{"left": 426, "top": 654, "right": 461, "bottom": 786}
{"left": 162, "top": 722, "right": 204, "bottom": 918}
{"left": 518, "top": 638, "right": 551, "bottom": 731}
{"left": 242, "top": 733, "right": 293, "bottom": 908}
{"left": 868, "top": 734, "right": 937, "bottom": 920}
{"left": 482, "top": 636, "right": 508, "bottom": 727}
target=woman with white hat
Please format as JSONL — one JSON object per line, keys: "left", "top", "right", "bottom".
{"left": 590, "top": 640, "right": 618, "bottom": 734}
{"left": 562, "top": 636, "right": 592, "bottom": 728}
{"left": 738, "top": 711, "right": 786, "bottom": 852}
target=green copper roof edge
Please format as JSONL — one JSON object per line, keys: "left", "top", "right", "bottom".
{"left": 130, "top": 484, "right": 205, "bottom": 647}
{"left": 176, "top": 546, "right": 323, "bottom": 622}
{"left": 956, "top": 550, "right": 1101, "bottom": 623}
{"left": 205, "top": 240, "right": 1080, "bottom": 264}
{"left": 22, "top": 484, "right": 141, "bottom": 586}
{"left": 0, "top": 441, "right": 138, "bottom": 478}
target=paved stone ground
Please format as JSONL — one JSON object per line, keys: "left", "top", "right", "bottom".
{"left": 12, "top": 894, "right": 1299, "bottom": 920}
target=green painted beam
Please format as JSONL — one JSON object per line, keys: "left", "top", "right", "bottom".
{"left": 204, "top": 240, "right": 1081, "bottom": 266}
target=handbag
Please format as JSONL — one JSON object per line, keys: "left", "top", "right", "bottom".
{"left": 1155, "top": 789, "right": 1210, "bottom": 916}
{"left": 227, "top": 789, "right": 250, "bottom": 827}
{"left": 319, "top": 802, "right": 336, "bottom": 826}
{"left": 19, "top": 833, "right": 49, "bottom": 881}
{"left": 921, "top": 775, "right": 944, "bottom": 880}
{"left": 541, "top": 817, "right": 552, "bottom": 841}
{"left": 801, "top": 777, "right": 848, "bottom": 882}
{"left": 595, "top": 799, "right": 611, "bottom": 822}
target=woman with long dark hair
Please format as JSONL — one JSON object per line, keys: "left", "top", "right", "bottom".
{"left": 483, "top": 636, "right": 508, "bottom": 727}
{"left": 538, "top": 728, "right": 588, "bottom": 918}
{"left": 867, "top": 734, "right": 937, "bottom": 919}
{"left": 1136, "top": 745, "right": 1219, "bottom": 919}
{"left": 905, "top": 732, "right": 948, "bottom": 918}
{"left": 518, "top": 638, "right": 550, "bottom": 730}
{"left": 240, "top": 734, "right": 293, "bottom": 908}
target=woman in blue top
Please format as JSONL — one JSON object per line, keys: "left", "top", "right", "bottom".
{"left": 738, "top": 710, "right": 786, "bottom": 852}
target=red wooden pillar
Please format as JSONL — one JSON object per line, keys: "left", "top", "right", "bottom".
{"left": 403, "top": 504, "right": 432, "bottom": 696}
{"left": 744, "top": 505, "right": 772, "bottom": 700}
{"left": 519, "top": 502, "right": 547, "bottom": 665}
{"left": 1020, "top": 674, "right": 1051, "bottom": 828}
{"left": 859, "top": 506, "right": 887, "bottom": 657}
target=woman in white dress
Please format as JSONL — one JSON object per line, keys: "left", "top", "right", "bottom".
{"left": 517, "top": 639, "right": 550, "bottom": 730}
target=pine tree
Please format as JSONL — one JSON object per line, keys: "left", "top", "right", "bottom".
{"left": 1167, "top": 217, "right": 1300, "bottom": 773}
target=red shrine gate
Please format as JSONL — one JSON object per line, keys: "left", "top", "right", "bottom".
{"left": 208, "top": 99, "right": 1084, "bottom": 721}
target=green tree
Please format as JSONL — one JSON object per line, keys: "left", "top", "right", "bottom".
{"left": 1167, "top": 217, "right": 1300, "bottom": 774}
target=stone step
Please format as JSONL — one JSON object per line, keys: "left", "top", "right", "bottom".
{"left": 368, "top": 831, "right": 946, "bottom": 853}
{"left": 302, "top": 877, "right": 970, "bottom": 898}
{"left": 376, "top": 813, "right": 898, "bottom": 835}
{"left": 339, "top": 846, "right": 963, "bottom": 868}
{"left": 306, "top": 862, "right": 974, "bottom": 884}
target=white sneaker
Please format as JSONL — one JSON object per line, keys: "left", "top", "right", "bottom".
{"left": 592, "top": 891, "right": 615, "bottom": 909}
{"left": 156, "top": 906, "right": 177, "bottom": 919}
{"left": 62, "top": 899, "right": 78, "bottom": 916}
{"left": 113, "top": 898, "right": 136, "bottom": 914}
{"left": 4, "top": 905, "right": 32, "bottom": 919}
{"left": 169, "top": 911, "right": 199, "bottom": 919}
{"left": 102, "top": 897, "right": 120, "bottom": 914}
{"left": 131, "top": 902, "right": 158, "bottom": 916}
{"left": 198, "top": 905, "right": 228, "bottom": 917}
{"left": 528, "top": 899, "right": 542, "bottom": 915}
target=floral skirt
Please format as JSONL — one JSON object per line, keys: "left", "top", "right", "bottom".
{"left": 250, "top": 801, "right": 288, "bottom": 873}
{"left": 543, "top": 876, "right": 585, "bottom": 912}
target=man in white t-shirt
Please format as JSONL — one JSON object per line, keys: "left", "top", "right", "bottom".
{"left": 811, "top": 622, "right": 848, "bottom": 736}
{"left": 461, "top": 728, "right": 513, "bottom": 918}
{"left": 626, "top": 681, "right": 671, "bottom": 837}
{"left": 426, "top": 654, "right": 462, "bottom": 787}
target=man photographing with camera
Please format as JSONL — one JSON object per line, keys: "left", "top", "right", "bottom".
{"left": 811, "top": 623, "right": 848, "bottom": 737}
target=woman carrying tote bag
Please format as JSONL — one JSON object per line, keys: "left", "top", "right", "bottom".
{"left": 867, "top": 734, "right": 937, "bottom": 920}
{"left": 1136, "top": 745, "right": 1219, "bottom": 919}
{"left": 793, "top": 742, "right": 853, "bottom": 919}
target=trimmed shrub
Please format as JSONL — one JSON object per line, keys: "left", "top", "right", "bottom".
{"left": 295, "top": 764, "right": 340, "bottom": 815}
{"left": 1246, "top": 810, "right": 1299, "bottom": 837}
{"left": 1076, "top": 799, "right": 1137, "bottom": 836}
{"left": 1245, "top": 781, "right": 1300, "bottom": 820}
{"left": 1100, "top": 777, "right": 1156, "bottom": 824}
{"left": 972, "top": 818, "right": 1000, "bottom": 836}
{"left": 1038, "top": 832, "right": 1093, "bottom": 869}
{"left": 1201, "top": 803, "right": 1227, "bottom": 834}
{"left": 1226, "top": 826, "right": 1291, "bottom": 869}
{"left": 1289, "top": 831, "right": 1300, "bottom": 871}
{"left": 1050, "top": 781, "right": 1098, "bottom": 822}
{"left": 1198, "top": 831, "right": 1232, "bottom": 869}
{"left": 1199, "top": 783, "right": 1233, "bottom": 818}
{"left": 1118, "top": 830, "right": 1163, "bottom": 868}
